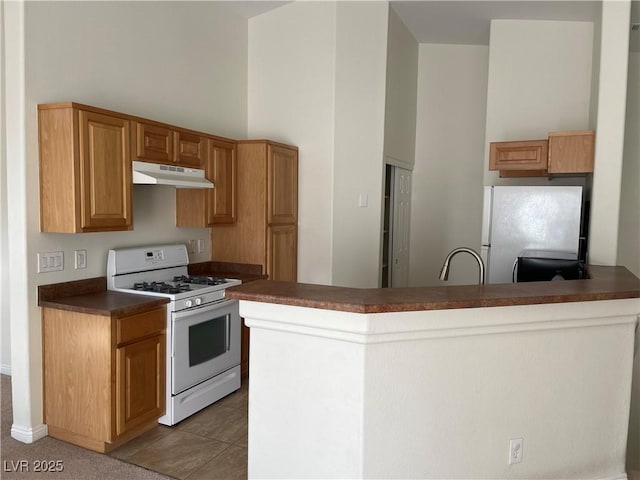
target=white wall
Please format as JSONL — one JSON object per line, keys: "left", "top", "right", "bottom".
{"left": 247, "top": 1, "right": 336, "bottom": 286}
{"left": 0, "top": 0, "right": 10, "bottom": 375}
{"left": 618, "top": 53, "right": 640, "bottom": 278}
{"left": 332, "top": 1, "right": 389, "bottom": 288}
{"left": 589, "top": 0, "right": 632, "bottom": 267}
{"left": 384, "top": 6, "right": 418, "bottom": 170}
{"left": 410, "top": 44, "right": 489, "bottom": 287}
{"left": 621, "top": 52, "right": 640, "bottom": 471}
{"left": 5, "top": 0, "right": 247, "bottom": 438}
{"left": 248, "top": 1, "right": 392, "bottom": 289}
{"left": 484, "top": 20, "right": 594, "bottom": 187}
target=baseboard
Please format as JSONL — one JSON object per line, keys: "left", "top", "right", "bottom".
{"left": 0, "top": 363, "right": 11, "bottom": 375}
{"left": 11, "top": 423, "right": 48, "bottom": 444}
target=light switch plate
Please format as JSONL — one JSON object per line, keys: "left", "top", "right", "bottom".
{"left": 38, "top": 251, "right": 64, "bottom": 273}
{"left": 74, "top": 250, "right": 87, "bottom": 269}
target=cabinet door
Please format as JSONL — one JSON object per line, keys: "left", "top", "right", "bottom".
{"left": 489, "top": 140, "right": 548, "bottom": 171}
{"left": 78, "top": 110, "right": 132, "bottom": 231}
{"left": 207, "top": 140, "right": 237, "bottom": 225}
{"left": 116, "top": 334, "right": 165, "bottom": 436}
{"left": 267, "top": 145, "right": 298, "bottom": 225}
{"left": 267, "top": 224, "right": 297, "bottom": 281}
{"left": 174, "top": 130, "right": 205, "bottom": 167}
{"left": 548, "top": 131, "right": 595, "bottom": 174}
{"left": 133, "top": 122, "right": 173, "bottom": 164}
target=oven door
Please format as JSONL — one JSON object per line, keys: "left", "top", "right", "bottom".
{"left": 171, "top": 299, "right": 240, "bottom": 395}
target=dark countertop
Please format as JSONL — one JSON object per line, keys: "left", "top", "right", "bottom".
{"left": 188, "top": 261, "right": 266, "bottom": 283}
{"left": 225, "top": 265, "right": 640, "bottom": 314}
{"left": 38, "top": 277, "right": 168, "bottom": 317}
{"left": 37, "top": 261, "right": 265, "bottom": 316}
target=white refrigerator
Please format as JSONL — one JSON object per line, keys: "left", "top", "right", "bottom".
{"left": 481, "top": 186, "right": 583, "bottom": 284}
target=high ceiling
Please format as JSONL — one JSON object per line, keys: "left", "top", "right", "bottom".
{"left": 228, "top": 1, "right": 639, "bottom": 52}
{"left": 391, "top": 1, "right": 601, "bottom": 45}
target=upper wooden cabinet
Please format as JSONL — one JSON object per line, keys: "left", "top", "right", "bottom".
{"left": 207, "top": 140, "right": 237, "bottom": 224}
{"left": 173, "top": 130, "right": 206, "bottom": 167}
{"left": 132, "top": 122, "right": 205, "bottom": 168}
{"left": 211, "top": 140, "right": 298, "bottom": 282}
{"left": 489, "top": 140, "right": 548, "bottom": 172}
{"left": 133, "top": 122, "right": 173, "bottom": 164}
{"left": 547, "top": 130, "right": 595, "bottom": 174}
{"left": 176, "top": 138, "right": 237, "bottom": 227}
{"left": 39, "top": 104, "right": 133, "bottom": 233}
{"left": 268, "top": 145, "right": 298, "bottom": 225}
{"left": 489, "top": 130, "right": 595, "bottom": 177}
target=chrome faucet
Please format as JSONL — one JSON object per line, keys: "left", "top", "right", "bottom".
{"left": 439, "top": 247, "right": 486, "bottom": 285}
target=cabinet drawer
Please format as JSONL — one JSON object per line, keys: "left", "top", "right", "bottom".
{"left": 117, "top": 308, "right": 165, "bottom": 346}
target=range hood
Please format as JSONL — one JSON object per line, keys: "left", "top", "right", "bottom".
{"left": 132, "top": 161, "right": 213, "bottom": 188}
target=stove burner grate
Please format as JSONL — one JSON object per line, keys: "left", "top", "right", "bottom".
{"left": 172, "top": 275, "right": 228, "bottom": 286}
{"left": 133, "top": 281, "right": 192, "bottom": 294}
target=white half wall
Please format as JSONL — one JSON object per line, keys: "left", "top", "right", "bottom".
{"left": 242, "top": 298, "right": 639, "bottom": 479}
{"left": 484, "top": 19, "right": 594, "bottom": 187}
{"left": 247, "top": 1, "right": 336, "bottom": 286}
{"left": 410, "top": 44, "right": 489, "bottom": 287}
{"left": 7, "top": 0, "right": 248, "bottom": 439}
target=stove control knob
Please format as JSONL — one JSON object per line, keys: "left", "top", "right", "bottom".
{"left": 195, "top": 298, "right": 202, "bottom": 306}
{"left": 185, "top": 299, "right": 193, "bottom": 308}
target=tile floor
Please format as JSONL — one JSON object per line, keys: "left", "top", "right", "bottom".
{"left": 109, "top": 382, "right": 248, "bottom": 480}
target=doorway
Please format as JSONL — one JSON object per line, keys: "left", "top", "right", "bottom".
{"left": 381, "top": 164, "right": 412, "bottom": 287}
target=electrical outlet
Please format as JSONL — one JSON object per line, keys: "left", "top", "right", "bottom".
{"left": 197, "top": 238, "right": 205, "bottom": 253}
{"left": 187, "top": 240, "right": 197, "bottom": 254}
{"left": 37, "top": 251, "right": 64, "bottom": 273}
{"left": 74, "top": 250, "right": 87, "bottom": 269}
{"left": 509, "top": 438, "right": 523, "bottom": 464}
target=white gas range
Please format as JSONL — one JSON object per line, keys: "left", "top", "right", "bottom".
{"left": 107, "top": 244, "right": 242, "bottom": 425}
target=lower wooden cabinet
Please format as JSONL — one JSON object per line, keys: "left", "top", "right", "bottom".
{"left": 116, "top": 335, "right": 165, "bottom": 436}
{"left": 42, "top": 306, "right": 166, "bottom": 453}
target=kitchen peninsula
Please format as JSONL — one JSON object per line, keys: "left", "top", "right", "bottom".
{"left": 226, "top": 266, "right": 640, "bottom": 479}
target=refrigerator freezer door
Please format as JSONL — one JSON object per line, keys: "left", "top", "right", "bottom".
{"left": 487, "top": 186, "right": 582, "bottom": 284}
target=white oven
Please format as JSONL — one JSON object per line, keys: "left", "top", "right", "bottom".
{"left": 106, "top": 244, "right": 242, "bottom": 426}
{"left": 172, "top": 298, "right": 240, "bottom": 395}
